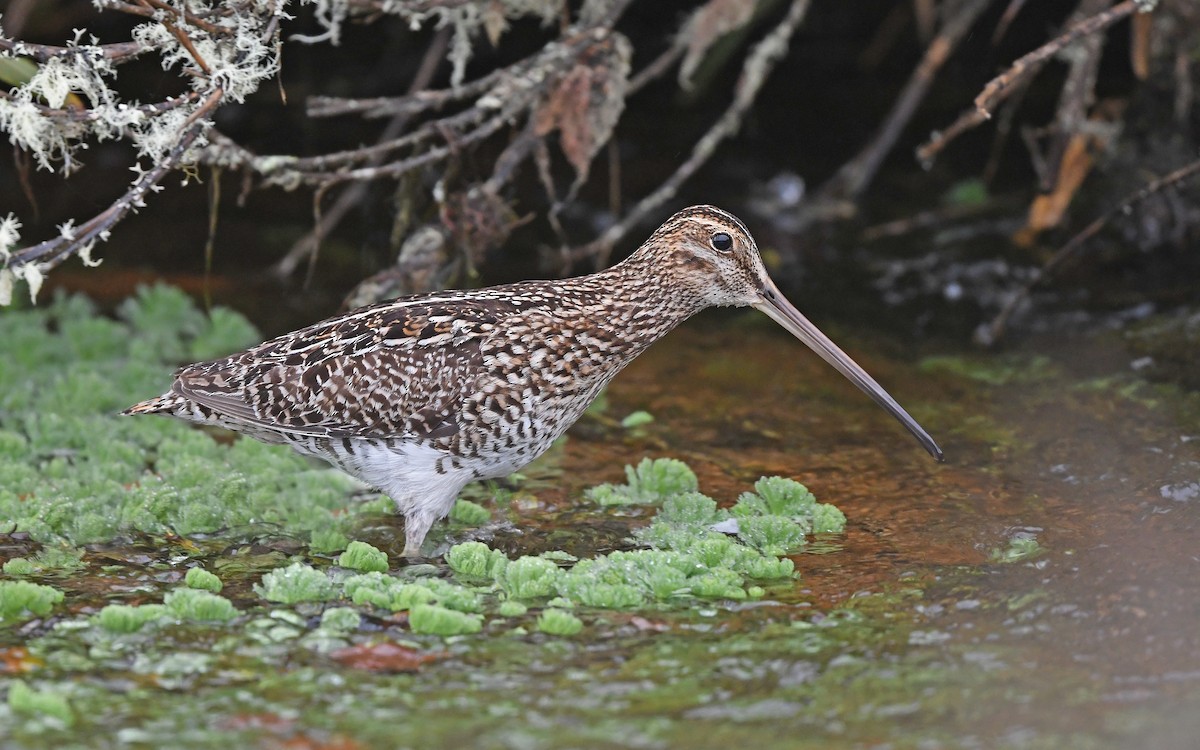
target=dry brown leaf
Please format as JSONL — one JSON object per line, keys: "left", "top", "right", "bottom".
{"left": 533, "top": 34, "right": 631, "bottom": 186}
{"left": 679, "top": 0, "right": 759, "bottom": 89}
{"left": 329, "top": 641, "right": 445, "bottom": 673}
{"left": 1015, "top": 133, "right": 1096, "bottom": 247}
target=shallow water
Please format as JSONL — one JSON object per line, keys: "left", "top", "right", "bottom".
{"left": 3, "top": 300, "right": 1199, "bottom": 749}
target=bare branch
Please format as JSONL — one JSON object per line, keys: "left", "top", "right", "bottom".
{"left": 917, "top": 0, "right": 1142, "bottom": 166}
{"left": 977, "top": 157, "right": 1200, "bottom": 346}
{"left": 568, "top": 0, "right": 813, "bottom": 268}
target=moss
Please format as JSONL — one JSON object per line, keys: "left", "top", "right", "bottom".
{"left": 585, "top": 457, "right": 698, "bottom": 506}
{"left": 255, "top": 562, "right": 336, "bottom": 604}
{"left": 408, "top": 604, "right": 483, "bottom": 636}
{"left": 337, "top": 541, "right": 390, "bottom": 573}
{"left": 7, "top": 680, "right": 73, "bottom": 727}
{"left": 184, "top": 567, "right": 223, "bottom": 593}
{"left": 918, "top": 353, "right": 1059, "bottom": 386}
{"left": 537, "top": 608, "right": 583, "bottom": 636}
{"left": 449, "top": 498, "right": 491, "bottom": 525}
{"left": 163, "top": 588, "right": 238, "bottom": 622}
{"left": 0, "top": 580, "right": 64, "bottom": 622}
{"left": 95, "top": 603, "right": 167, "bottom": 633}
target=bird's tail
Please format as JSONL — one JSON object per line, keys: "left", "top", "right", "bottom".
{"left": 122, "top": 393, "right": 184, "bottom": 416}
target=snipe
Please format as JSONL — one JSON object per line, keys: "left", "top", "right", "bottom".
{"left": 126, "top": 205, "right": 942, "bottom": 556}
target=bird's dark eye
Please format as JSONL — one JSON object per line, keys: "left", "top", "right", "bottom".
{"left": 711, "top": 232, "right": 733, "bottom": 252}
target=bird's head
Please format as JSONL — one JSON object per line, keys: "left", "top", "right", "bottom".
{"left": 638, "top": 205, "right": 944, "bottom": 461}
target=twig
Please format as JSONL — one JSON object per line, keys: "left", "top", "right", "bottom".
{"left": 977, "top": 157, "right": 1200, "bottom": 346}
{"left": 270, "top": 26, "right": 453, "bottom": 280}
{"left": 0, "top": 90, "right": 201, "bottom": 122}
{"left": 815, "top": 0, "right": 992, "bottom": 204}
{"left": 917, "top": 0, "right": 1141, "bottom": 166}
{"left": 568, "top": 0, "right": 813, "bottom": 268}
{"left": 0, "top": 38, "right": 146, "bottom": 63}
{"left": 4, "top": 88, "right": 224, "bottom": 273}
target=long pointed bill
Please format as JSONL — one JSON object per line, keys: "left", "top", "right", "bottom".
{"left": 753, "top": 280, "right": 944, "bottom": 462}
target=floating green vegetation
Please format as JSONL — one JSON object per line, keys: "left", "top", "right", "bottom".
{"left": 734, "top": 476, "right": 847, "bottom": 534}
{"left": 255, "top": 562, "right": 337, "bottom": 604}
{"left": 918, "top": 353, "right": 1059, "bottom": 386}
{"left": 537, "top": 608, "right": 583, "bottom": 636}
{"left": 448, "top": 498, "right": 491, "bottom": 525}
{"left": 0, "top": 580, "right": 64, "bottom": 623}
{"left": 0, "top": 546, "right": 85, "bottom": 576}
{"left": 6, "top": 680, "right": 73, "bottom": 727}
{"left": 620, "top": 410, "right": 654, "bottom": 429}
{"left": 990, "top": 534, "right": 1044, "bottom": 563}
{"left": 498, "top": 555, "right": 561, "bottom": 600}
{"left": 0, "top": 286, "right": 366, "bottom": 548}
{"left": 95, "top": 603, "right": 167, "bottom": 633}
{"left": 344, "top": 571, "right": 482, "bottom": 614}
{"left": 497, "top": 600, "right": 528, "bottom": 617}
{"left": 163, "top": 588, "right": 238, "bottom": 622}
{"left": 446, "top": 541, "right": 509, "bottom": 579}
{"left": 433, "top": 463, "right": 844, "bottom": 619}
{"left": 337, "top": 541, "right": 390, "bottom": 573}
{"left": 585, "top": 457, "right": 698, "bottom": 505}
{"left": 319, "top": 607, "right": 362, "bottom": 632}
{"left": 184, "top": 567, "right": 223, "bottom": 593}
{"left": 409, "top": 603, "right": 483, "bottom": 636}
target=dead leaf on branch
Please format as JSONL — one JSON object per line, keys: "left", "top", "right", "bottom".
{"left": 679, "top": 0, "right": 760, "bottom": 89}
{"left": 533, "top": 33, "right": 631, "bottom": 188}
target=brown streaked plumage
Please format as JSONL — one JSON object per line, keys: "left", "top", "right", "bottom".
{"left": 125, "top": 205, "right": 943, "bottom": 556}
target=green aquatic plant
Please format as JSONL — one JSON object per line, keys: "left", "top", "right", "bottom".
{"left": 337, "top": 541, "right": 390, "bottom": 573}
{"left": 0, "top": 580, "right": 64, "bottom": 623}
{"left": 184, "top": 567, "right": 223, "bottom": 593}
{"left": 499, "top": 556, "right": 561, "bottom": 600}
{"left": 344, "top": 572, "right": 483, "bottom": 614}
{"left": 537, "top": 608, "right": 583, "bottom": 636}
{"left": 735, "top": 515, "right": 807, "bottom": 556}
{"left": 310, "top": 528, "right": 351, "bottom": 554}
{"left": 733, "top": 475, "right": 846, "bottom": 534}
{"left": 2, "top": 558, "right": 35, "bottom": 576}
{"left": 162, "top": 588, "right": 238, "bottom": 623}
{"left": 620, "top": 410, "right": 655, "bottom": 429}
{"left": 585, "top": 457, "right": 698, "bottom": 506}
{"left": 449, "top": 498, "right": 491, "bottom": 525}
{"left": 446, "top": 541, "right": 509, "bottom": 579}
{"left": 657, "top": 492, "right": 726, "bottom": 526}
{"left": 990, "top": 535, "right": 1044, "bottom": 563}
{"left": 95, "top": 603, "right": 167, "bottom": 633}
{"left": 0, "top": 287, "right": 365, "bottom": 548}
{"left": 497, "top": 600, "right": 528, "bottom": 617}
{"left": 408, "top": 604, "right": 483, "bottom": 636}
{"left": 7, "top": 680, "right": 73, "bottom": 726}
{"left": 255, "top": 562, "right": 336, "bottom": 604}
{"left": 319, "top": 607, "right": 362, "bottom": 632}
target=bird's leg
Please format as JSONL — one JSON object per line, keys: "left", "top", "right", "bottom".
{"left": 400, "top": 509, "right": 437, "bottom": 557}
